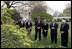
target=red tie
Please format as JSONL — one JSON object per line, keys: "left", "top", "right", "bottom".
{"left": 38, "top": 20, "right": 40, "bottom": 24}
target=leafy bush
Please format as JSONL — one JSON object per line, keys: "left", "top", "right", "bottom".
{"left": 69, "top": 18, "right": 71, "bottom": 22}
{"left": 56, "top": 18, "right": 62, "bottom": 22}
{"left": 1, "top": 8, "right": 34, "bottom": 48}
{"left": 31, "top": 12, "right": 53, "bottom": 22}
{"left": 1, "top": 24, "right": 33, "bottom": 48}
{"left": 1, "top": 8, "right": 20, "bottom": 24}
{"left": 1, "top": 15, "right": 14, "bottom": 25}
{"left": 1, "top": 8, "right": 13, "bottom": 24}
{"left": 7, "top": 9, "right": 20, "bottom": 21}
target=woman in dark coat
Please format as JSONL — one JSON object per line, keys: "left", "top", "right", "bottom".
{"left": 42, "top": 19, "right": 49, "bottom": 42}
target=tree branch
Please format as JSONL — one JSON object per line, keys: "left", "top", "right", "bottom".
{"left": 10, "top": 1, "right": 15, "bottom": 6}
{"left": 10, "top": 6, "right": 16, "bottom": 10}
{"left": 11, "top": 1, "right": 25, "bottom": 5}
{"left": 1, "top": 3, "right": 5, "bottom": 7}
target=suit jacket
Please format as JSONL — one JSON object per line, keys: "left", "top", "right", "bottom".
{"left": 50, "top": 22, "right": 58, "bottom": 33}
{"left": 18, "top": 21, "right": 25, "bottom": 28}
{"left": 26, "top": 21, "right": 32, "bottom": 30}
{"left": 60, "top": 23, "right": 69, "bottom": 36}
{"left": 42, "top": 23, "right": 48, "bottom": 32}
{"left": 35, "top": 19, "right": 42, "bottom": 30}
{"left": 42, "top": 23, "right": 49, "bottom": 36}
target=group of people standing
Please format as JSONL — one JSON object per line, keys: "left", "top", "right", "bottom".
{"left": 15, "top": 16, "right": 69, "bottom": 47}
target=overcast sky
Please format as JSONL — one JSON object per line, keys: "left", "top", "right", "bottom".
{"left": 46, "top": 1, "right": 71, "bottom": 13}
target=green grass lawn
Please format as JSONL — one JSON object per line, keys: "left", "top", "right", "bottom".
{"left": 30, "top": 22, "right": 71, "bottom": 48}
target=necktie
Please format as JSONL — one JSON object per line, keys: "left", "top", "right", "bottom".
{"left": 53, "top": 23, "right": 54, "bottom": 27}
{"left": 38, "top": 20, "right": 40, "bottom": 24}
{"left": 28, "top": 22, "right": 30, "bottom": 25}
{"left": 62, "top": 24, "right": 64, "bottom": 29}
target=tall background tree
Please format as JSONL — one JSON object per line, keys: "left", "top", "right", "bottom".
{"left": 28, "top": 1, "right": 53, "bottom": 22}
{"left": 63, "top": 2, "right": 71, "bottom": 17}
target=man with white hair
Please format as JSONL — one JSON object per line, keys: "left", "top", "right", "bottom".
{"left": 60, "top": 20, "right": 69, "bottom": 47}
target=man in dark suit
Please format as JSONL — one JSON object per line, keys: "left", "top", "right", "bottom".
{"left": 18, "top": 17, "right": 25, "bottom": 28}
{"left": 26, "top": 18, "right": 32, "bottom": 39}
{"left": 35, "top": 18, "right": 37, "bottom": 32}
{"left": 50, "top": 19, "right": 58, "bottom": 44}
{"left": 35, "top": 16, "right": 42, "bottom": 41}
{"left": 60, "top": 20, "right": 69, "bottom": 47}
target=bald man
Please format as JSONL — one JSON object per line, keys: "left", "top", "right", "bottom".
{"left": 60, "top": 20, "right": 69, "bottom": 47}
{"left": 50, "top": 19, "right": 58, "bottom": 44}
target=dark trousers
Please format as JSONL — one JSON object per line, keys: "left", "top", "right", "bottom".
{"left": 35, "top": 29, "right": 41, "bottom": 41}
{"left": 61, "top": 34, "right": 68, "bottom": 47}
{"left": 51, "top": 33, "right": 57, "bottom": 43}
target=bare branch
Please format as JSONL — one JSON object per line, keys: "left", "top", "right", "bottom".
{"left": 10, "top": 1, "right": 15, "bottom": 6}
{"left": 1, "top": 3, "right": 5, "bottom": 7}
{"left": 10, "top": 6, "right": 17, "bottom": 11}
{"left": 11, "top": 1, "right": 25, "bottom": 5}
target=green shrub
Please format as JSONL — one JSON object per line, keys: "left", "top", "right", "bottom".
{"left": 1, "top": 15, "right": 14, "bottom": 25}
{"left": 1, "top": 24, "right": 33, "bottom": 48}
{"left": 57, "top": 18, "right": 62, "bottom": 22}
{"left": 1, "top": 8, "right": 20, "bottom": 23}
{"left": 31, "top": 12, "right": 53, "bottom": 22}
{"left": 7, "top": 9, "right": 20, "bottom": 21}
